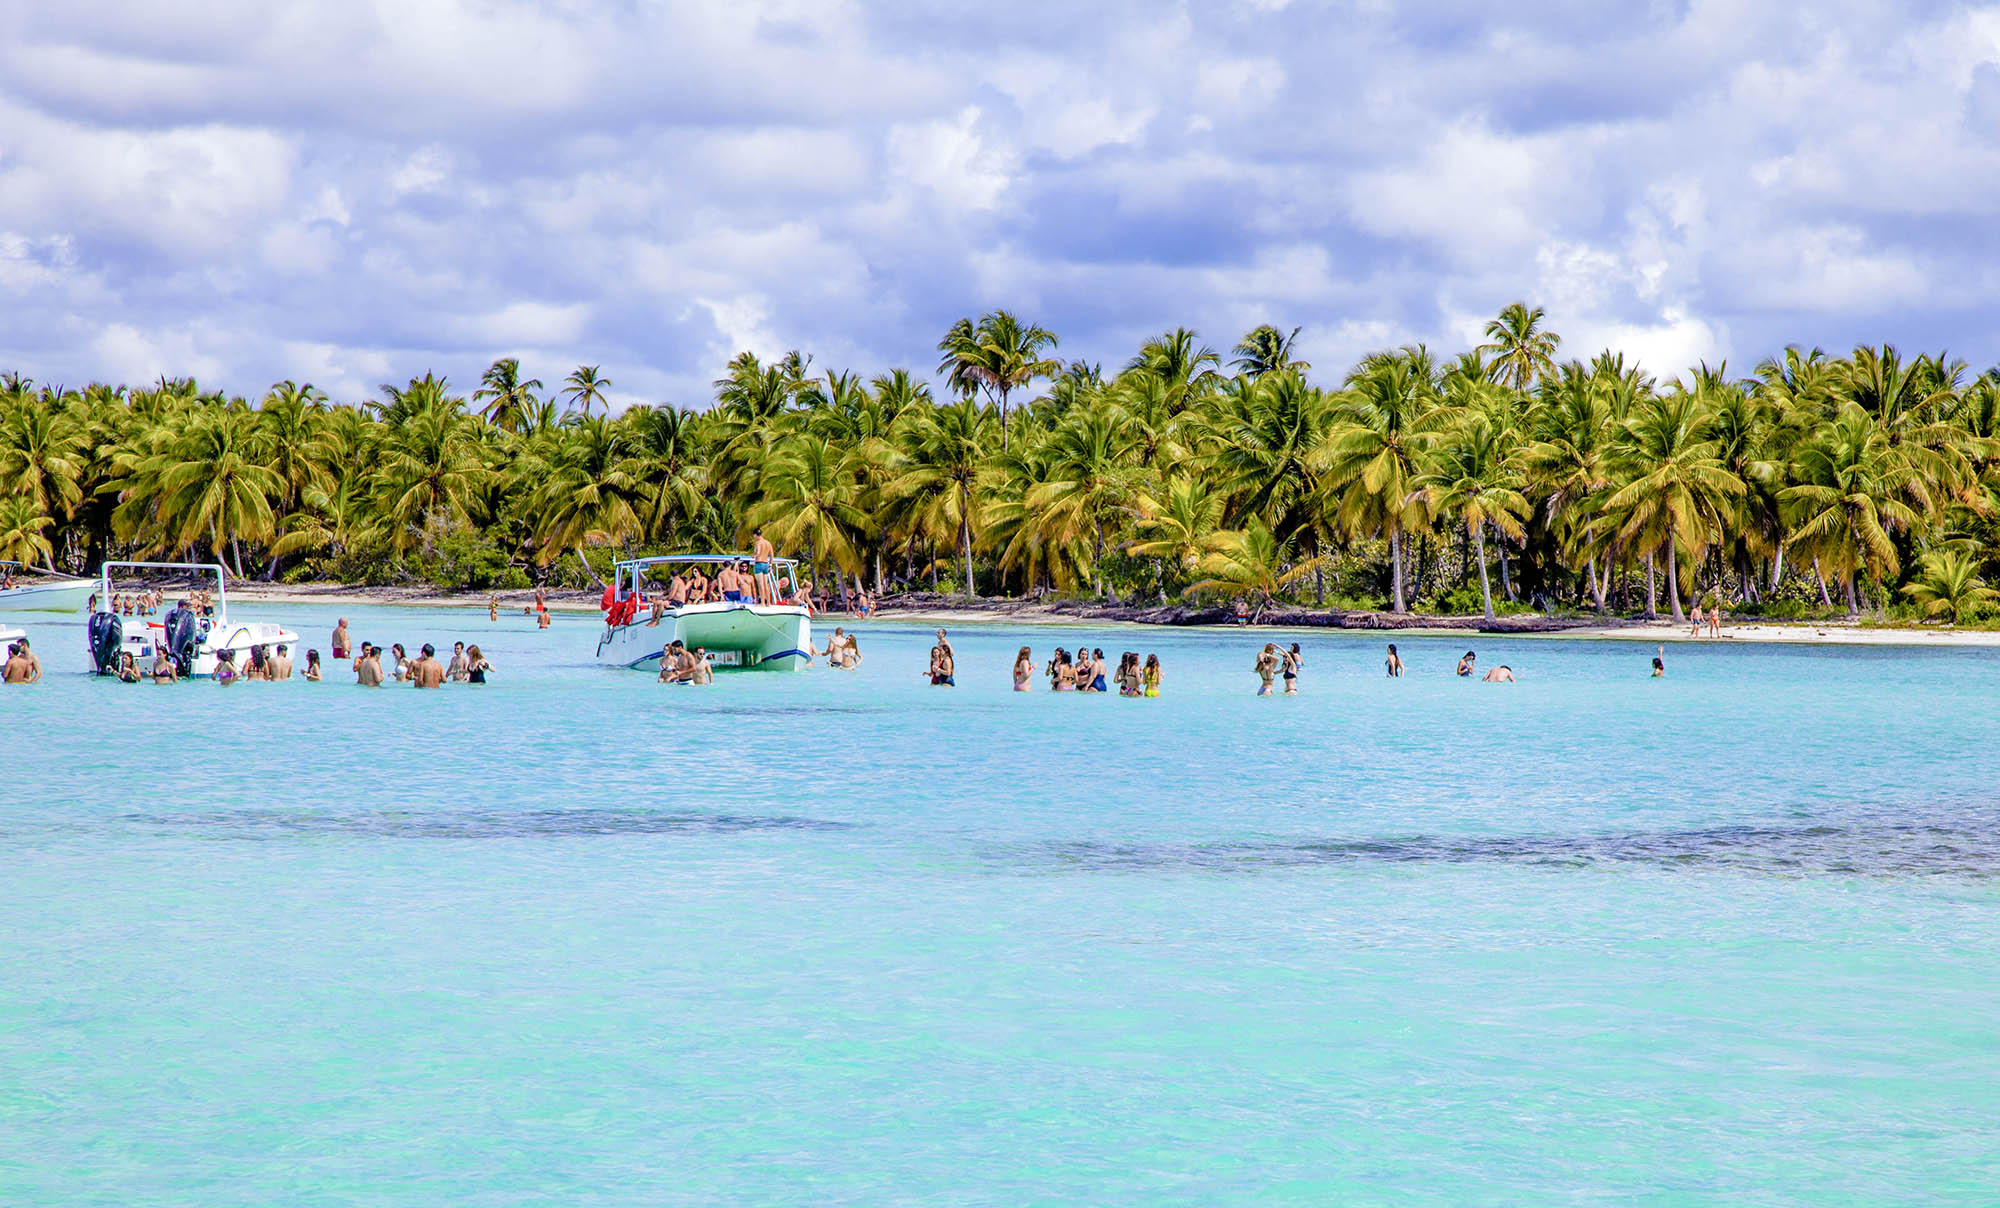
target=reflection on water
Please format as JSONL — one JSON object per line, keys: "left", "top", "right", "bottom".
{"left": 113, "top": 808, "right": 861, "bottom": 840}
{"left": 1022, "top": 816, "right": 2000, "bottom": 878}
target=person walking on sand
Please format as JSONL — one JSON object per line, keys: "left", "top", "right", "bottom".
{"left": 331, "top": 617, "right": 350, "bottom": 661}
{"left": 1385, "top": 643, "right": 1404, "bottom": 677}
{"left": 1254, "top": 643, "right": 1280, "bottom": 696}
{"left": 1281, "top": 642, "right": 1302, "bottom": 695}
{"left": 1709, "top": 604, "right": 1722, "bottom": 639}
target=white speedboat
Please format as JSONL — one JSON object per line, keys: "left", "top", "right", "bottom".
{"left": 0, "top": 562, "right": 96, "bottom": 612}
{"left": 0, "top": 624, "right": 24, "bottom": 647}
{"left": 594, "top": 554, "right": 813, "bottom": 672}
{"left": 89, "top": 561, "right": 299, "bottom": 678}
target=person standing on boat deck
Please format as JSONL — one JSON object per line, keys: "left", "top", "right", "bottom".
{"left": 1281, "top": 643, "right": 1302, "bottom": 695}
{"left": 412, "top": 644, "right": 445, "bottom": 689}
{"left": 331, "top": 617, "right": 350, "bottom": 661}
{"left": 753, "top": 529, "right": 778, "bottom": 605}
{"left": 1385, "top": 643, "right": 1404, "bottom": 677}
{"left": 1254, "top": 643, "right": 1280, "bottom": 696}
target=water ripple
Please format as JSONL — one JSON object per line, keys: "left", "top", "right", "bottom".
{"left": 1018, "top": 820, "right": 2000, "bottom": 878}
{"left": 112, "top": 808, "right": 861, "bottom": 840}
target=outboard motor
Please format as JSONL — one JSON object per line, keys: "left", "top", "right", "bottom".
{"left": 162, "top": 605, "right": 200, "bottom": 675}
{"left": 87, "top": 610, "right": 123, "bottom": 675}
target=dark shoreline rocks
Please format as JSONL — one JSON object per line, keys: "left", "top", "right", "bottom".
{"left": 870, "top": 592, "right": 1633, "bottom": 633}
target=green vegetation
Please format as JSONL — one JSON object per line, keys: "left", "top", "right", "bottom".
{"left": 5, "top": 304, "right": 2000, "bottom": 621}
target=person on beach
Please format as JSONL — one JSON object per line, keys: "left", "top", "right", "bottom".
{"left": 303, "top": 649, "right": 322, "bottom": 682}
{"left": 271, "top": 644, "right": 293, "bottom": 681}
{"left": 1456, "top": 650, "right": 1476, "bottom": 677}
{"left": 1143, "top": 654, "right": 1161, "bottom": 697}
{"left": 4, "top": 637, "right": 40, "bottom": 684}
{"left": 1689, "top": 609, "right": 1703, "bottom": 638}
{"left": 1709, "top": 605, "right": 1722, "bottom": 639}
{"left": 355, "top": 646, "right": 384, "bottom": 687}
{"left": 447, "top": 641, "right": 469, "bottom": 682}
{"left": 1254, "top": 643, "right": 1281, "bottom": 695}
{"left": 1281, "top": 643, "right": 1303, "bottom": 695}
{"left": 215, "top": 649, "right": 240, "bottom": 686}
{"left": 412, "top": 644, "right": 445, "bottom": 689}
{"left": 151, "top": 644, "right": 179, "bottom": 683}
{"left": 1013, "top": 647, "right": 1034, "bottom": 691}
{"left": 1482, "top": 664, "right": 1515, "bottom": 682}
{"left": 466, "top": 645, "right": 493, "bottom": 683}
{"left": 331, "top": 618, "right": 350, "bottom": 661}
{"left": 1385, "top": 643, "right": 1404, "bottom": 677}
{"left": 489, "top": 595, "right": 499, "bottom": 622}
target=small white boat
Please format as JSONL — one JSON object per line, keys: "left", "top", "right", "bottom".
{"left": 89, "top": 561, "right": 299, "bottom": 678}
{"left": 0, "top": 624, "right": 25, "bottom": 647}
{"left": 593, "top": 554, "right": 813, "bottom": 672}
{"left": 0, "top": 562, "right": 97, "bottom": 612}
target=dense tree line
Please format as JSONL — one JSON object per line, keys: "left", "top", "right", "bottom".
{"left": 5, "top": 303, "right": 2000, "bottom": 623}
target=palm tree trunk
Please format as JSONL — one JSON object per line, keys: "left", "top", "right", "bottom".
{"left": 1771, "top": 546, "right": 1786, "bottom": 591}
{"left": 1811, "top": 558, "right": 1833, "bottom": 607}
{"left": 1475, "top": 525, "right": 1495, "bottom": 621}
{"left": 1496, "top": 530, "right": 1514, "bottom": 601}
{"left": 959, "top": 485, "right": 975, "bottom": 600}
{"left": 1587, "top": 555, "right": 1605, "bottom": 614}
{"left": 1389, "top": 529, "right": 1407, "bottom": 613}
{"left": 1644, "top": 553, "right": 1658, "bottom": 619}
{"left": 572, "top": 543, "right": 607, "bottom": 589}
{"left": 1665, "top": 526, "right": 1685, "bottom": 623}
{"left": 1844, "top": 573, "right": 1859, "bottom": 615}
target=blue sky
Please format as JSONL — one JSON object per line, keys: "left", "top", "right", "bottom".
{"left": 1, "top": 0, "right": 1996, "bottom": 407}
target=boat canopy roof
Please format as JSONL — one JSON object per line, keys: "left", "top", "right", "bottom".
{"left": 615, "top": 553, "right": 799, "bottom": 571}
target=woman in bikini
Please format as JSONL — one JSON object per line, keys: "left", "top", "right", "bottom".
{"left": 214, "top": 649, "right": 240, "bottom": 686}
{"left": 1254, "top": 643, "right": 1280, "bottom": 696}
{"left": 1142, "top": 654, "right": 1161, "bottom": 697}
{"left": 1385, "top": 643, "right": 1404, "bottom": 677}
{"left": 1013, "top": 647, "right": 1033, "bottom": 692}
{"left": 1280, "top": 643, "right": 1302, "bottom": 695}
{"left": 304, "top": 649, "right": 322, "bottom": 681}
{"left": 465, "top": 645, "right": 493, "bottom": 683}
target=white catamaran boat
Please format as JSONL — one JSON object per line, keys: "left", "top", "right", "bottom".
{"left": 0, "top": 562, "right": 97, "bottom": 612}
{"left": 593, "top": 554, "right": 813, "bottom": 672}
{"left": 88, "top": 562, "right": 300, "bottom": 678}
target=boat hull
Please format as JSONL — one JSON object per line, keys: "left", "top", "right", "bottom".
{"left": 0, "top": 579, "right": 96, "bottom": 612}
{"left": 112, "top": 617, "right": 301, "bottom": 678}
{"left": 595, "top": 603, "right": 812, "bottom": 672}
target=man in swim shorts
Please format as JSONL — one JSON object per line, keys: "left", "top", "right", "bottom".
{"left": 331, "top": 617, "right": 350, "bottom": 661}
{"left": 753, "top": 529, "right": 777, "bottom": 605}
{"left": 1482, "top": 665, "right": 1515, "bottom": 682}
{"left": 355, "top": 645, "right": 384, "bottom": 687}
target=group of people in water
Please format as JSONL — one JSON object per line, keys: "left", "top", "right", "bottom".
{"left": 1017, "top": 645, "right": 1165, "bottom": 696}
{"left": 329, "top": 619, "right": 495, "bottom": 687}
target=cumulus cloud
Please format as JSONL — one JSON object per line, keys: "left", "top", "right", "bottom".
{"left": 1, "top": 0, "right": 1998, "bottom": 404}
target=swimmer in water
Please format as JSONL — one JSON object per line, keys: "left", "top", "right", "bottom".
{"left": 1652, "top": 645, "right": 1665, "bottom": 678}
{"left": 465, "top": 645, "right": 493, "bottom": 683}
{"left": 214, "top": 649, "right": 239, "bottom": 686}
{"left": 303, "top": 649, "right": 321, "bottom": 682}
{"left": 355, "top": 645, "right": 384, "bottom": 687}
{"left": 1281, "top": 642, "right": 1302, "bottom": 695}
{"left": 1385, "top": 643, "right": 1404, "bottom": 677}
{"left": 1013, "top": 646, "right": 1033, "bottom": 692}
{"left": 1142, "top": 653, "right": 1161, "bottom": 697}
{"left": 331, "top": 617, "right": 350, "bottom": 661}
{"left": 412, "top": 643, "right": 445, "bottom": 689}
{"left": 1482, "top": 664, "right": 1515, "bottom": 682}
{"left": 1456, "top": 650, "right": 1476, "bottom": 677}
{"left": 1254, "top": 643, "right": 1280, "bottom": 696}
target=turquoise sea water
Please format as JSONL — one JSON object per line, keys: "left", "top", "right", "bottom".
{"left": 4, "top": 604, "right": 1999, "bottom": 1204}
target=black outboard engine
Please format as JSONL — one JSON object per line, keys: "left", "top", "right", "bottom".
{"left": 162, "top": 605, "right": 200, "bottom": 675}
{"left": 87, "top": 610, "right": 123, "bottom": 675}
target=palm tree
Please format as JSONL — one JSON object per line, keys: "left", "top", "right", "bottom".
{"left": 1780, "top": 405, "right": 1926, "bottom": 613}
{"left": 1480, "top": 302, "right": 1560, "bottom": 395}
{"left": 0, "top": 497, "right": 54, "bottom": 568}
{"left": 1602, "top": 392, "right": 1745, "bottom": 622}
{"left": 371, "top": 403, "right": 486, "bottom": 554}
{"left": 1024, "top": 408, "right": 1143, "bottom": 596}
{"left": 1130, "top": 476, "right": 1227, "bottom": 587}
{"left": 936, "top": 310, "right": 1059, "bottom": 451}
{"left": 745, "top": 435, "right": 868, "bottom": 586}
{"left": 527, "top": 416, "right": 648, "bottom": 558}
{"left": 1229, "top": 325, "right": 1308, "bottom": 377}
{"left": 1316, "top": 352, "right": 1442, "bottom": 611}
{"left": 1418, "top": 414, "right": 1531, "bottom": 620}
{"left": 146, "top": 410, "right": 282, "bottom": 572}
{"left": 1190, "top": 518, "right": 1325, "bottom": 618}
{"left": 474, "top": 358, "right": 544, "bottom": 432}
{"left": 1901, "top": 548, "right": 1996, "bottom": 623}
{"left": 890, "top": 396, "right": 992, "bottom": 597}
{"left": 562, "top": 365, "right": 612, "bottom": 417}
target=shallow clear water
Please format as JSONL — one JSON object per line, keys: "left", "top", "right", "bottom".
{"left": 4, "top": 605, "right": 1998, "bottom": 1204}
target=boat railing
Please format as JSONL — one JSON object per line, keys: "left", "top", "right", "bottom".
{"left": 97, "top": 561, "right": 231, "bottom": 624}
